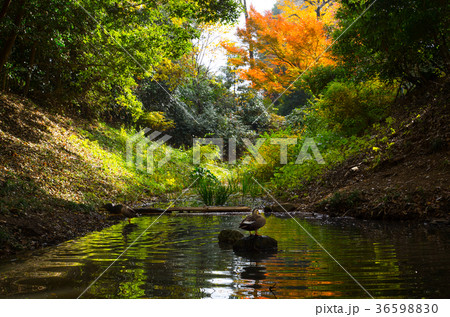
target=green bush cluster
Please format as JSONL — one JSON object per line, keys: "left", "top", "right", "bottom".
{"left": 138, "top": 68, "right": 269, "bottom": 147}
{"left": 318, "top": 79, "right": 396, "bottom": 136}
{"left": 301, "top": 65, "right": 347, "bottom": 98}
{"left": 240, "top": 66, "right": 396, "bottom": 197}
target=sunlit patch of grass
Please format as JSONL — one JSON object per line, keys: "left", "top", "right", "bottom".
{"left": 65, "top": 123, "right": 193, "bottom": 204}
{"left": 0, "top": 95, "right": 195, "bottom": 212}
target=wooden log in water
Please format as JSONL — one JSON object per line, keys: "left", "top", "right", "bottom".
{"left": 135, "top": 206, "right": 251, "bottom": 214}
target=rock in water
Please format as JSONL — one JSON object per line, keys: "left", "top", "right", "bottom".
{"left": 233, "top": 235, "right": 278, "bottom": 253}
{"left": 218, "top": 229, "right": 244, "bottom": 245}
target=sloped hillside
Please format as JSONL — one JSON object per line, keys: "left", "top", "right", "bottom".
{"left": 297, "top": 80, "right": 450, "bottom": 221}
{"left": 0, "top": 93, "right": 190, "bottom": 258}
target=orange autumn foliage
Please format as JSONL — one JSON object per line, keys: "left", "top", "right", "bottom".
{"left": 222, "top": 1, "right": 337, "bottom": 95}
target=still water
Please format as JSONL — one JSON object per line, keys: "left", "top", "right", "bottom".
{"left": 0, "top": 213, "right": 448, "bottom": 298}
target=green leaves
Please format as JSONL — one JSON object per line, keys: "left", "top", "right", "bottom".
{"left": 317, "top": 79, "right": 396, "bottom": 135}
{"left": 332, "top": 0, "right": 449, "bottom": 84}
{"left": 0, "top": 0, "right": 240, "bottom": 119}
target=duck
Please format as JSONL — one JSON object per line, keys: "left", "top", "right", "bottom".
{"left": 239, "top": 208, "right": 266, "bottom": 236}
{"left": 103, "top": 203, "right": 138, "bottom": 224}
{"left": 120, "top": 206, "right": 138, "bottom": 224}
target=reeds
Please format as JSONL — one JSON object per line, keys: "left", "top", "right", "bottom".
{"left": 192, "top": 167, "right": 263, "bottom": 206}
{"left": 194, "top": 178, "right": 232, "bottom": 206}
{"left": 241, "top": 172, "right": 262, "bottom": 199}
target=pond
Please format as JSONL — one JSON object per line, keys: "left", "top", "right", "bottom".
{"left": 0, "top": 213, "right": 449, "bottom": 298}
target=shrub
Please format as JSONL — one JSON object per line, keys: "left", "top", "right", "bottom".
{"left": 318, "top": 79, "right": 396, "bottom": 135}
{"left": 245, "top": 128, "right": 302, "bottom": 181}
{"left": 135, "top": 111, "right": 175, "bottom": 131}
{"left": 0, "top": 228, "right": 10, "bottom": 244}
{"left": 277, "top": 88, "right": 311, "bottom": 116}
{"left": 285, "top": 106, "right": 325, "bottom": 134}
{"left": 301, "top": 65, "right": 347, "bottom": 98}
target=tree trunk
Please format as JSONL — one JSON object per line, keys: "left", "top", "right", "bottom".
{"left": 0, "top": 0, "right": 12, "bottom": 20}
{"left": 242, "top": 0, "right": 254, "bottom": 63}
{"left": 0, "top": 0, "right": 26, "bottom": 75}
{"left": 315, "top": 6, "right": 321, "bottom": 19}
{"left": 23, "top": 42, "right": 36, "bottom": 96}
{"left": 2, "top": 70, "right": 7, "bottom": 91}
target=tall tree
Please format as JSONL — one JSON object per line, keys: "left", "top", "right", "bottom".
{"left": 272, "top": 0, "right": 337, "bottom": 20}
{"left": 0, "top": 0, "right": 25, "bottom": 74}
{"left": 0, "top": 0, "right": 241, "bottom": 116}
{"left": 0, "top": 0, "right": 12, "bottom": 20}
{"left": 303, "top": 0, "right": 335, "bottom": 19}
{"left": 333, "top": 0, "right": 449, "bottom": 84}
{"left": 241, "top": 0, "right": 254, "bottom": 62}
{"left": 222, "top": 1, "right": 335, "bottom": 96}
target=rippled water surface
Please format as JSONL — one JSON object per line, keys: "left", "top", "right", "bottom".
{"left": 0, "top": 214, "right": 449, "bottom": 298}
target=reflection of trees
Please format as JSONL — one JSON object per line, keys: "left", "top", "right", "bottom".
{"left": 121, "top": 224, "right": 138, "bottom": 244}
{"left": 86, "top": 215, "right": 246, "bottom": 298}
{"left": 0, "top": 214, "right": 448, "bottom": 298}
{"left": 357, "top": 222, "right": 450, "bottom": 298}
{"left": 231, "top": 216, "right": 399, "bottom": 298}
{"left": 87, "top": 216, "right": 216, "bottom": 298}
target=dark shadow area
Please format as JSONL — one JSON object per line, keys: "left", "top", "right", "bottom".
{"left": 0, "top": 94, "right": 51, "bottom": 143}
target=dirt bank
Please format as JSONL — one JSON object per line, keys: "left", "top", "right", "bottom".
{"left": 0, "top": 94, "right": 113, "bottom": 259}
{"left": 291, "top": 80, "right": 450, "bottom": 221}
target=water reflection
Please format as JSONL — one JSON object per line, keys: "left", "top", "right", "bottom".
{"left": 121, "top": 223, "right": 138, "bottom": 244}
{"left": 0, "top": 215, "right": 449, "bottom": 298}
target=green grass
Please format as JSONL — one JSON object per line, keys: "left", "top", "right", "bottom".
{"left": 239, "top": 110, "right": 401, "bottom": 198}
{"left": 241, "top": 172, "right": 262, "bottom": 199}
{"left": 193, "top": 177, "right": 233, "bottom": 206}
{"left": 191, "top": 167, "right": 265, "bottom": 206}
{"left": 65, "top": 123, "right": 194, "bottom": 204}
{"left": 0, "top": 96, "right": 197, "bottom": 213}
{"left": 213, "top": 183, "right": 233, "bottom": 205}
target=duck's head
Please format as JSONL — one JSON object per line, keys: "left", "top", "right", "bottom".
{"left": 252, "top": 208, "right": 261, "bottom": 216}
